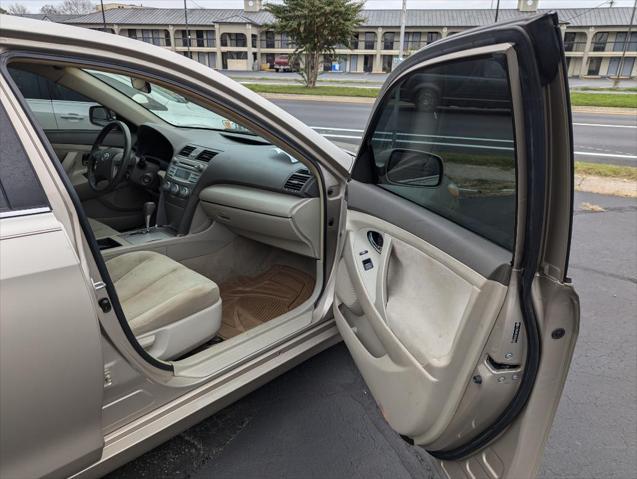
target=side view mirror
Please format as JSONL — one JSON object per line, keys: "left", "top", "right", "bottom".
{"left": 385, "top": 149, "right": 443, "bottom": 187}
{"left": 89, "top": 105, "right": 116, "bottom": 126}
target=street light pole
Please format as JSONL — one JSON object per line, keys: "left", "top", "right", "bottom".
{"left": 495, "top": 0, "right": 501, "bottom": 23}
{"left": 183, "top": 0, "right": 191, "bottom": 55}
{"left": 100, "top": 0, "right": 107, "bottom": 32}
{"left": 398, "top": 0, "right": 407, "bottom": 60}
{"left": 614, "top": 0, "right": 636, "bottom": 87}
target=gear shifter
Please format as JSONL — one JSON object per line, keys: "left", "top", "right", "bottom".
{"left": 143, "top": 201, "right": 156, "bottom": 233}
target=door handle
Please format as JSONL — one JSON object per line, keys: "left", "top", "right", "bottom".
{"left": 60, "top": 114, "right": 84, "bottom": 120}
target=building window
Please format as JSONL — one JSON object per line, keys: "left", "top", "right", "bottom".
{"left": 382, "top": 55, "right": 394, "bottom": 72}
{"left": 221, "top": 33, "right": 247, "bottom": 47}
{"left": 614, "top": 32, "right": 637, "bottom": 52}
{"left": 263, "top": 31, "right": 275, "bottom": 48}
{"left": 383, "top": 32, "right": 395, "bottom": 50}
{"left": 592, "top": 32, "right": 608, "bottom": 52}
{"left": 564, "top": 32, "right": 576, "bottom": 52}
{"left": 364, "top": 32, "right": 376, "bottom": 50}
{"left": 363, "top": 54, "right": 374, "bottom": 72}
{"left": 426, "top": 32, "right": 440, "bottom": 44}
{"left": 587, "top": 57, "right": 602, "bottom": 75}
{"left": 404, "top": 32, "right": 422, "bottom": 51}
{"left": 127, "top": 29, "right": 137, "bottom": 40}
{"left": 251, "top": 34, "right": 257, "bottom": 48}
{"left": 349, "top": 54, "right": 358, "bottom": 71}
{"left": 608, "top": 57, "right": 635, "bottom": 77}
{"left": 139, "top": 29, "right": 169, "bottom": 47}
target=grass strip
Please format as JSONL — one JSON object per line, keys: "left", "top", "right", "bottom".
{"left": 570, "top": 91, "right": 637, "bottom": 108}
{"left": 245, "top": 83, "right": 637, "bottom": 108}
{"left": 243, "top": 83, "right": 380, "bottom": 97}
{"left": 575, "top": 161, "right": 637, "bottom": 181}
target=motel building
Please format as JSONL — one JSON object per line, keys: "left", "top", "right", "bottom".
{"left": 22, "top": 0, "right": 637, "bottom": 79}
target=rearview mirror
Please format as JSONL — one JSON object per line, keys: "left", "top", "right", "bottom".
{"left": 89, "top": 105, "right": 116, "bottom": 126}
{"left": 131, "top": 77, "right": 151, "bottom": 94}
{"left": 385, "top": 149, "right": 443, "bottom": 187}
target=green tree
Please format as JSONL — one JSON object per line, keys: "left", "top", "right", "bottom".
{"left": 265, "top": 0, "right": 364, "bottom": 88}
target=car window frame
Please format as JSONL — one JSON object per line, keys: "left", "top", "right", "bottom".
{"left": 354, "top": 47, "right": 521, "bottom": 253}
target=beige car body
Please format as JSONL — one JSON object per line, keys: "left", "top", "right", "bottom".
{"left": 0, "top": 14, "right": 578, "bottom": 479}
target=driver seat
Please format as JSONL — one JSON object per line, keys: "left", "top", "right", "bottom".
{"left": 88, "top": 218, "right": 119, "bottom": 240}
{"left": 105, "top": 250, "right": 222, "bottom": 360}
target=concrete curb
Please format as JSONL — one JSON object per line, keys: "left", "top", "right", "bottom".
{"left": 571, "top": 106, "right": 637, "bottom": 115}
{"left": 575, "top": 174, "right": 637, "bottom": 197}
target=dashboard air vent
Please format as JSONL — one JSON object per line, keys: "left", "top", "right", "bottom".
{"left": 284, "top": 169, "right": 312, "bottom": 192}
{"left": 196, "top": 149, "right": 218, "bottom": 162}
{"left": 179, "top": 145, "right": 195, "bottom": 157}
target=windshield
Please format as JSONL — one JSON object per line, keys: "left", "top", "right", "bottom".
{"left": 85, "top": 69, "right": 252, "bottom": 132}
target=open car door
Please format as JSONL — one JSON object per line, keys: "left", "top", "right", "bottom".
{"left": 333, "top": 13, "right": 579, "bottom": 478}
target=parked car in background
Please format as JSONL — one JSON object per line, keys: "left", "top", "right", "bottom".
{"left": 274, "top": 54, "right": 298, "bottom": 72}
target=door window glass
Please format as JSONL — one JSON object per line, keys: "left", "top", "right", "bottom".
{"left": 362, "top": 53, "right": 517, "bottom": 249}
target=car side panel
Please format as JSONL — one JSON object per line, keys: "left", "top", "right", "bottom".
{"left": 0, "top": 213, "right": 104, "bottom": 479}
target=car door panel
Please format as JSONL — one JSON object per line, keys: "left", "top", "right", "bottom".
{"left": 335, "top": 208, "right": 509, "bottom": 445}
{"left": 335, "top": 12, "right": 578, "bottom": 477}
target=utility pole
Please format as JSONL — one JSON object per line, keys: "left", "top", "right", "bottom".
{"left": 184, "top": 0, "right": 191, "bottom": 56}
{"left": 100, "top": 0, "right": 107, "bottom": 32}
{"left": 495, "top": 0, "right": 501, "bottom": 23}
{"left": 398, "top": 0, "right": 407, "bottom": 60}
{"left": 614, "top": 0, "right": 636, "bottom": 87}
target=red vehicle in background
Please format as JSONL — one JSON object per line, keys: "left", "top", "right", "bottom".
{"left": 273, "top": 54, "right": 299, "bottom": 72}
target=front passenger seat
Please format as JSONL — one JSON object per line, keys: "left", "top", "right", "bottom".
{"left": 105, "top": 250, "right": 222, "bottom": 360}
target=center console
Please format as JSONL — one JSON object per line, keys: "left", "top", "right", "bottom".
{"left": 162, "top": 157, "right": 207, "bottom": 200}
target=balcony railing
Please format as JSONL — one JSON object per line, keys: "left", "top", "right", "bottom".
{"left": 564, "top": 41, "right": 587, "bottom": 52}
{"left": 174, "top": 37, "right": 216, "bottom": 48}
{"left": 598, "top": 41, "right": 637, "bottom": 52}
{"left": 259, "top": 39, "right": 296, "bottom": 49}
{"left": 139, "top": 36, "right": 170, "bottom": 47}
{"left": 381, "top": 39, "right": 437, "bottom": 51}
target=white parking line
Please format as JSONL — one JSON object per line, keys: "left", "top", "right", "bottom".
{"left": 573, "top": 122, "right": 637, "bottom": 129}
{"left": 310, "top": 126, "right": 514, "bottom": 143}
{"left": 574, "top": 151, "right": 637, "bottom": 159}
{"left": 313, "top": 129, "right": 637, "bottom": 160}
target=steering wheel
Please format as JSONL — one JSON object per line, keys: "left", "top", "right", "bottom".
{"left": 87, "top": 121, "right": 132, "bottom": 193}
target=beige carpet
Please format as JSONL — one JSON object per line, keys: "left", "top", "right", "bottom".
{"left": 218, "top": 264, "right": 315, "bottom": 339}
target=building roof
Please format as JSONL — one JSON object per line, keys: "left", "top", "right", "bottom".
{"left": 63, "top": 8, "right": 272, "bottom": 26}
{"left": 361, "top": 8, "right": 635, "bottom": 27}
{"left": 19, "top": 13, "right": 83, "bottom": 22}
{"left": 57, "top": 7, "right": 634, "bottom": 28}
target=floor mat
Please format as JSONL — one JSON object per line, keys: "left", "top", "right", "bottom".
{"left": 218, "top": 264, "right": 315, "bottom": 339}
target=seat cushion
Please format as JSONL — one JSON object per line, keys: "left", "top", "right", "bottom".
{"left": 106, "top": 251, "right": 220, "bottom": 335}
{"left": 88, "top": 217, "right": 119, "bottom": 240}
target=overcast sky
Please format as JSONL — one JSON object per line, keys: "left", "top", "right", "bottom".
{"left": 4, "top": 0, "right": 634, "bottom": 14}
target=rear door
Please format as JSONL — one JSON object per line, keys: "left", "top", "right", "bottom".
{"left": 0, "top": 76, "right": 104, "bottom": 479}
{"left": 334, "top": 13, "right": 579, "bottom": 477}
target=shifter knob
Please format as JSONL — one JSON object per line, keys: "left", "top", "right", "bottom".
{"left": 143, "top": 201, "right": 156, "bottom": 233}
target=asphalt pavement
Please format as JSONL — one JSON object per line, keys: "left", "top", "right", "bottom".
{"left": 270, "top": 99, "right": 637, "bottom": 166}
{"left": 107, "top": 191, "right": 637, "bottom": 479}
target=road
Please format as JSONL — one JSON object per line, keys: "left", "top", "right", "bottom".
{"left": 107, "top": 191, "right": 637, "bottom": 479}
{"left": 271, "top": 99, "right": 637, "bottom": 166}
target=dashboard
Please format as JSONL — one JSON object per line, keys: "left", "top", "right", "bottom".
{"left": 133, "top": 123, "right": 320, "bottom": 237}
